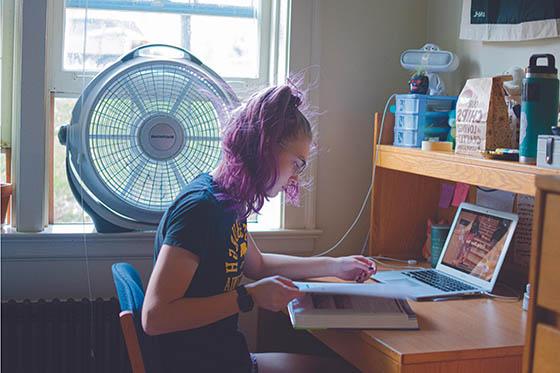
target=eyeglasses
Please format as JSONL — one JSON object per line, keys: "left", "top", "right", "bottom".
{"left": 280, "top": 143, "right": 307, "bottom": 176}
{"left": 292, "top": 156, "right": 307, "bottom": 176}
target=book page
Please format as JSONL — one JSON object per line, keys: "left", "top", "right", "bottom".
{"left": 294, "top": 281, "right": 413, "bottom": 299}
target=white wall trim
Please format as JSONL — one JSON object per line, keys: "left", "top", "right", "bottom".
{"left": 14, "top": 0, "right": 48, "bottom": 232}
{"left": 1, "top": 228, "right": 319, "bottom": 300}
{"left": 1, "top": 227, "right": 321, "bottom": 262}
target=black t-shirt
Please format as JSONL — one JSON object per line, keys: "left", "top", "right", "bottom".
{"left": 153, "top": 173, "right": 251, "bottom": 373}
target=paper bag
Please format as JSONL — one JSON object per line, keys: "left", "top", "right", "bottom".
{"left": 455, "top": 76, "right": 514, "bottom": 156}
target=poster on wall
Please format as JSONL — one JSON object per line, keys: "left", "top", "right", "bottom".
{"left": 460, "top": 0, "right": 560, "bottom": 41}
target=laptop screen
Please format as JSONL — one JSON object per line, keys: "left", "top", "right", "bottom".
{"left": 440, "top": 208, "right": 515, "bottom": 282}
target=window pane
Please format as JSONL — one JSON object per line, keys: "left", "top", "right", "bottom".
{"left": 249, "top": 193, "right": 281, "bottom": 230}
{"left": 63, "top": 9, "right": 183, "bottom": 72}
{"left": 63, "top": 5, "right": 259, "bottom": 78}
{"left": 190, "top": 15, "right": 258, "bottom": 78}
{"left": 0, "top": 153, "right": 6, "bottom": 184}
{"left": 175, "top": 0, "right": 255, "bottom": 6}
{"left": 53, "top": 97, "right": 92, "bottom": 224}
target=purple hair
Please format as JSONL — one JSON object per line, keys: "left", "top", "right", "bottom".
{"left": 214, "top": 85, "right": 312, "bottom": 220}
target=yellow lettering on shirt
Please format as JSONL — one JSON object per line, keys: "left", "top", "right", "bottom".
{"left": 225, "top": 262, "right": 238, "bottom": 273}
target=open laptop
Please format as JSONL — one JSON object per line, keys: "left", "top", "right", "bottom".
{"left": 372, "top": 202, "right": 518, "bottom": 300}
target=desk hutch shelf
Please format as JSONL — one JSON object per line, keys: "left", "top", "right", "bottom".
{"left": 368, "top": 113, "right": 560, "bottom": 264}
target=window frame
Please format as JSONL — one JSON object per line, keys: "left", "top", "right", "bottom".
{"left": 42, "top": 0, "right": 289, "bottom": 230}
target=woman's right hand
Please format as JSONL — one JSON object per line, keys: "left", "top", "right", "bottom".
{"left": 245, "top": 276, "right": 304, "bottom": 312}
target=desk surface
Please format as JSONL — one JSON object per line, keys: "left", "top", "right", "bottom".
{"left": 297, "top": 277, "right": 526, "bottom": 372}
{"left": 355, "top": 297, "right": 525, "bottom": 364}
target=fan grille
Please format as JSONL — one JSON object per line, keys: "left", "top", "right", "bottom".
{"left": 88, "top": 61, "right": 226, "bottom": 211}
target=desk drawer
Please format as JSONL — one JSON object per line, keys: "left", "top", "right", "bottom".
{"left": 532, "top": 323, "right": 560, "bottom": 373}
{"left": 537, "top": 194, "right": 560, "bottom": 314}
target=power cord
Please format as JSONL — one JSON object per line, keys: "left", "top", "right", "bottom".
{"left": 367, "top": 255, "right": 424, "bottom": 271}
{"left": 312, "top": 94, "right": 397, "bottom": 257}
{"left": 371, "top": 256, "right": 418, "bottom": 266}
{"left": 359, "top": 227, "right": 422, "bottom": 269}
{"left": 482, "top": 283, "right": 521, "bottom": 302}
{"left": 482, "top": 291, "right": 520, "bottom": 302}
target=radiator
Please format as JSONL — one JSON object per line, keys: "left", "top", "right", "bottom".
{"left": 2, "top": 297, "right": 132, "bottom": 373}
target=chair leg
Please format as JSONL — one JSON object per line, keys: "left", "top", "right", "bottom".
{"left": 119, "top": 311, "right": 146, "bottom": 373}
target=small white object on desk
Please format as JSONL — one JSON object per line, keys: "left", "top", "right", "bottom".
{"left": 522, "top": 283, "right": 530, "bottom": 311}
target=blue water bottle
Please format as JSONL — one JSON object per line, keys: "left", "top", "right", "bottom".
{"left": 519, "top": 54, "right": 559, "bottom": 164}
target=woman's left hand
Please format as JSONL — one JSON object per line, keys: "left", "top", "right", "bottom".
{"left": 331, "top": 255, "right": 377, "bottom": 283}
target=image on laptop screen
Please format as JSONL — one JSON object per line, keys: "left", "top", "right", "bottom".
{"left": 441, "top": 208, "right": 514, "bottom": 282}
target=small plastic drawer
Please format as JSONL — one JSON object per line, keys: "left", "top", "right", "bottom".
{"left": 395, "top": 112, "right": 450, "bottom": 131}
{"left": 395, "top": 114, "right": 421, "bottom": 130}
{"left": 395, "top": 94, "right": 457, "bottom": 115}
{"left": 394, "top": 124, "right": 450, "bottom": 148}
{"left": 394, "top": 129, "right": 420, "bottom": 147}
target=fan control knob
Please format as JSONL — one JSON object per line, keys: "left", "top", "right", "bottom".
{"left": 57, "top": 125, "right": 68, "bottom": 146}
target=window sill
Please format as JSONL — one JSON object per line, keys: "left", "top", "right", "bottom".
{"left": 1, "top": 225, "right": 322, "bottom": 261}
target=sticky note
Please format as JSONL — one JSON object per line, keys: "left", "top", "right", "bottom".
{"left": 438, "top": 183, "right": 455, "bottom": 208}
{"left": 451, "top": 182, "right": 470, "bottom": 207}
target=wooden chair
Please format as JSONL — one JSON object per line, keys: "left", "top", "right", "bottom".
{"left": 112, "top": 263, "right": 160, "bottom": 373}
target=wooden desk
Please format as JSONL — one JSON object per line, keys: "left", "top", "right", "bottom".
{"left": 305, "top": 297, "right": 525, "bottom": 373}
{"left": 258, "top": 279, "right": 526, "bottom": 373}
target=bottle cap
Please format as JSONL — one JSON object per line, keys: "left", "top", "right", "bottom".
{"left": 527, "top": 54, "right": 557, "bottom": 75}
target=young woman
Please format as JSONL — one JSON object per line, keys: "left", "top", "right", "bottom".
{"left": 142, "top": 85, "right": 376, "bottom": 373}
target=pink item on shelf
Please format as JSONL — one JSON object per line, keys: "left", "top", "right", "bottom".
{"left": 452, "top": 182, "right": 470, "bottom": 207}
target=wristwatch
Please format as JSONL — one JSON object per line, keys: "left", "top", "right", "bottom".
{"left": 235, "top": 285, "right": 254, "bottom": 313}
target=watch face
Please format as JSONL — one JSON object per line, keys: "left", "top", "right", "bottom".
{"left": 239, "top": 296, "right": 253, "bottom": 312}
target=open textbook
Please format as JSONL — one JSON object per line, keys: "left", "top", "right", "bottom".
{"left": 288, "top": 294, "right": 418, "bottom": 330}
{"left": 288, "top": 282, "right": 418, "bottom": 330}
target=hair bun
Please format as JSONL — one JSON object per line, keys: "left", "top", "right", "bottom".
{"left": 289, "top": 94, "right": 302, "bottom": 108}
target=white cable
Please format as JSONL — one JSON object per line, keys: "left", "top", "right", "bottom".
{"left": 369, "top": 257, "right": 424, "bottom": 271}
{"left": 482, "top": 283, "right": 521, "bottom": 302}
{"left": 359, "top": 228, "right": 420, "bottom": 266}
{"left": 482, "top": 291, "right": 520, "bottom": 302}
{"left": 248, "top": 230, "right": 423, "bottom": 271}
{"left": 359, "top": 229, "right": 370, "bottom": 256}
{"left": 312, "top": 94, "right": 397, "bottom": 257}
{"left": 371, "top": 255, "right": 418, "bottom": 265}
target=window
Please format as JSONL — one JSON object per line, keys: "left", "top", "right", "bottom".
{"left": 50, "top": 0, "right": 274, "bottom": 95}
{"left": 47, "top": 0, "right": 287, "bottom": 229}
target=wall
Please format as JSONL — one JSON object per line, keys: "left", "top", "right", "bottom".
{"left": 290, "top": 0, "right": 429, "bottom": 257}
{"left": 427, "top": 0, "right": 560, "bottom": 96}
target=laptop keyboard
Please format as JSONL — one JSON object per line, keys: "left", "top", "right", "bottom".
{"left": 403, "top": 270, "right": 477, "bottom": 292}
